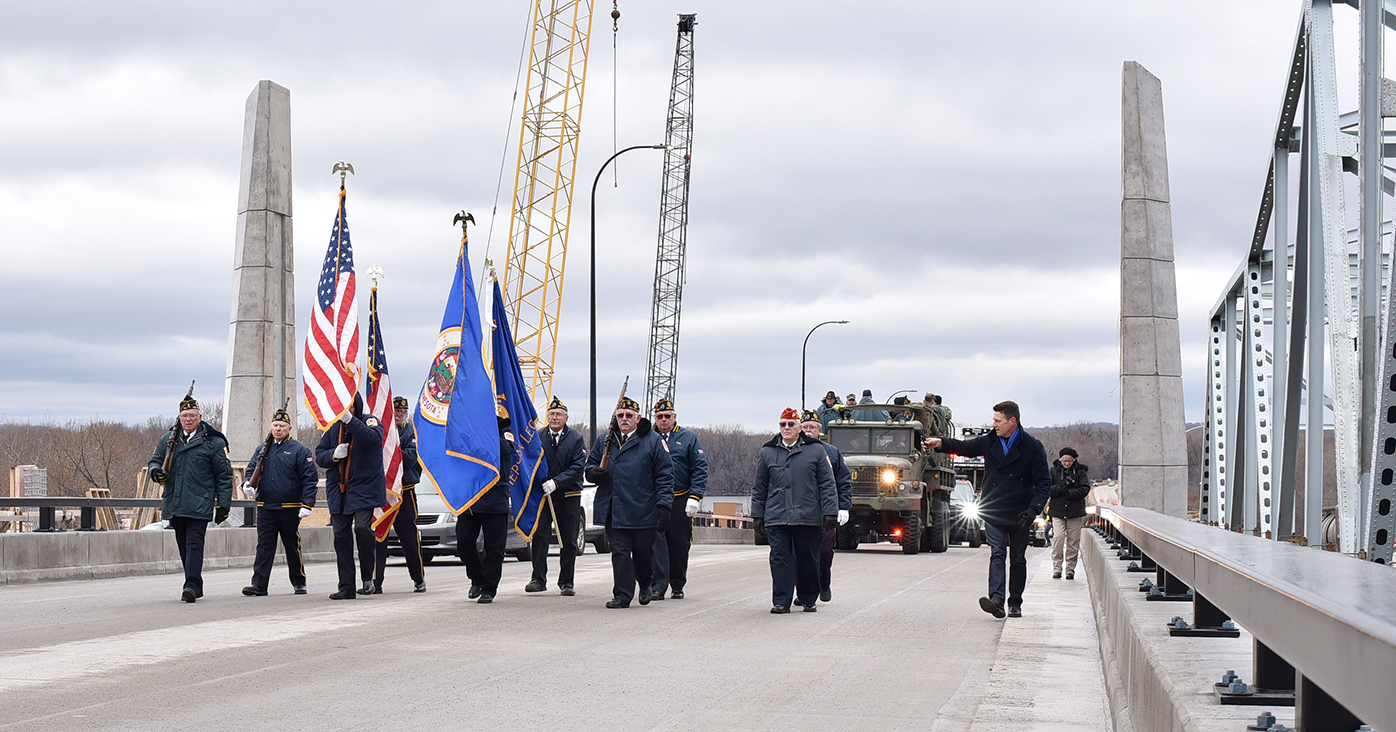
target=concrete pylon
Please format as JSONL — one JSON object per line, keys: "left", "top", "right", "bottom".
{"left": 1118, "top": 62, "right": 1188, "bottom": 517}
{"left": 222, "top": 81, "right": 295, "bottom": 462}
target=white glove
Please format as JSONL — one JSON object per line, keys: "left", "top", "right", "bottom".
{"left": 332, "top": 443, "right": 350, "bottom": 460}
{"left": 339, "top": 410, "right": 352, "bottom": 424}
{"left": 298, "top": 507, "right": 312, "bottom": 519}
{"left": 837, "top": 509, "right": 849, "bottom": 526}
{"left": 685, "top": 496, "right": 700, "bottom": 518}
{"left": 541, "top": 479, "right": 556, "bottom": 495}
{"left": 243, "top": 483, "right": 256, "bottom": 500}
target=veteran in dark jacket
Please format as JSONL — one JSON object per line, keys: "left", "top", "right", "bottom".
{"left": 752, "top": 407, "right": 837, "bottom": 614}
{"left": 526, "top": 396, "right": 588, "bottom": 595}
{"left": 147, "top": 388, "right": 234, "bottom": 603}
{"left": 315, "top": 393, "right": 386, "bottom": 600}
{"left": 1048, "top": 447, "right": 1090, "bottom": 580}
{"left": 457, "top": 415, "right": 515, "bottom": 604}
{"left": 241, "top": 405, "right": 318, "bottom": 597}
{"left": 584, "top": 396, "right": 675, "bottom": 608}
{"left": 925, "top": 400, "right": 1049, "bottom": 619}
{"left": 372, "top": 396, "right": 426, "bottom": 595}
{"left": 649, "top": 398, "right": 709, "bottom": 601}
{"left": 799, "top": 410, "right": 852, "bottom": 603}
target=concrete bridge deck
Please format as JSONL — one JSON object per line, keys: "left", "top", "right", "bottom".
{"left": 0, "top": 543, "right": 1110, "bottom": 732}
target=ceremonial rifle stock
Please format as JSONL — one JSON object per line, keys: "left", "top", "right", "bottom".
{"left": 248, "top": 430, "right": 275, "bottom": 489}
{"left": 597, "top": 376, "right": 629, "bottom": 471}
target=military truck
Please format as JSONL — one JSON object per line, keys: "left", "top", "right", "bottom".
{"left": 825, "top": 402, "right": 958, "bottom": 554}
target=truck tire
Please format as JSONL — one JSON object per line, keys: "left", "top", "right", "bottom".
{"left": 574, "top": 521, "right": 587, "bottom": 556}
{"left": 900, "top": 513, "right": 921, "bottom": 555}
{"left": 928, "top": 498, "right": 950, "bottom": 553}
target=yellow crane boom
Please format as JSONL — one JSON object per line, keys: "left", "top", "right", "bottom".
{"left": 499, "top": 0, "right": 595, "bottom": 412}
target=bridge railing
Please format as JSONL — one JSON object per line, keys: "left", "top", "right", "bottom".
{"left": 0, "top": 498, "right": 258, "bottom": 532}
{"left": 1100, "top": 506, "right": 1396, "bottom": 732}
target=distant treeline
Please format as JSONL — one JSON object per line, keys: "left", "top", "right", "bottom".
{"left": 13, "top": 412, "right": 1317, "bottom": 511}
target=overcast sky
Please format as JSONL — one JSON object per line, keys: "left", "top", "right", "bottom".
{"left": 0, "top": 1, "right": 1343, "bottom": 432}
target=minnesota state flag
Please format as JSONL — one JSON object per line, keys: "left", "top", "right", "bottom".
{"left": 413, "top": 229, "right": 500, "bottom": 513}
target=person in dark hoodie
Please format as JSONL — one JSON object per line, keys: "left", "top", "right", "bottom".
{"left": 1048, "top": 447, "right": 1091, "bottom": 580}
{"left": 584, "top": 396, "right": 675, "bottom": 609}
{"left": 923, "top": 400, "right": 1049, "bottom": 619}
{"left": 148, "top": 386, "right": 234, "bottom": 603}
{"left": 457, "top": 410, "right": 515, "bottom": 604}
{"left": 241, "top": 404, "right": 318, "bottom": 597}
{"left": 315, "top": 393, "right": 386, "bottom": 600}
{"left": 370, "top": 396, "right": 427, "bottom": 595}
{"left": 752, "top": 407, "right": 837, "bottom": 614}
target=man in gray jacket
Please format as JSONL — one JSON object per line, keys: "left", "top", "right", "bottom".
{"left": 752, "top": 407, "right": 837, "bottom": 614}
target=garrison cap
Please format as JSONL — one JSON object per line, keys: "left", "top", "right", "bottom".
{"left": 801, "top": 409, "right": 819, "bottom": 424}
{"left": 653, "top": 398, "right": 675, "bottom": 413}
{"left": 617, "top": 396, "right": 641, "bottom": 413}
{"left": 271, "top": 406, "right": 292, "bottom": 424}
{"left": 393, "top": 396, "right": 409, "bottom": 409}
{"left": 548, "top": 396, "right": 568, "bottom": 413}
{"left": 179, "top": 383, "right": 199, "bottom": 412}
{"left": 780, "top": 407, "right": 800, "bottom": 421}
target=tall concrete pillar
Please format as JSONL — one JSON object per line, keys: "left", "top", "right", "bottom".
{"left": 222, "top": 81, "right": 295, "bottom": 462}
{"left": 1119, "top": 62, "right": 1188, "bottom": 517}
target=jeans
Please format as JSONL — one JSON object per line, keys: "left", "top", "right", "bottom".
{"left": 985, "top": 521, "right": 1030, "bottom": 608}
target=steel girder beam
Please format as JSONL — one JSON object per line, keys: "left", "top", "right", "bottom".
{"left": 1245, "top": 259, "right": 1276, "bottom": 535}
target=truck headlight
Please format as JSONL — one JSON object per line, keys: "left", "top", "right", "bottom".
{"left": 881, "top": 469, "right": 898, "bottom": 485}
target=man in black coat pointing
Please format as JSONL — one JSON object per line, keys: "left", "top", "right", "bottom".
{"left": 923, "top": 400, "right": 1049, "bottom": 619}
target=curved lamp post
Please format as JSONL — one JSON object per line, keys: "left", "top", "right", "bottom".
{"left": 590, "top": 143, "right": 668, "bottom": 445}
{"left": 801, "top": 320, "right": 850, "bottom": 411}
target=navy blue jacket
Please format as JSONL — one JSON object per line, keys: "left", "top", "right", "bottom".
{"left": 656, "top": 425, "right": 708, "bottom": 500}
{"left": 245, "top": 437, "right": 318, "bottom": 510}
{"left": 821, "top": 441, "right": 853, "bottom": 511}
{"left": 398, "top": 421, "right": 422, "bottom": 488}
{"left": 315, "top": 416, "right": 387, "bottom": 515}
{"left": 936, "top": 429, "right": 1050, "bottom": 526}
{"left": 587, "top": 418, "right": 675, "bottom": 530}
{"left": 467, "top": 435, "right": 514, "bottom": 515}
{"left": 752, "top": 433, "right": 837, "bottom": 526}
{"left": 538, "top": 424, "right": 587, "bottom": 499}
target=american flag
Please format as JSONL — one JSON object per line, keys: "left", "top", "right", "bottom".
{"left": 302, "top": 188, "right": 360, "bottom": 428}
{"left": 366, "top": 286, "right": 405, "bottom": 541}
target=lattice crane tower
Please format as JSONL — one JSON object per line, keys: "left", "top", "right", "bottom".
{"left": 642, "top": 14, "right": 696, "bottom": 414}
{"left": 499, "top": 0, "right": 596, "bottom": 411}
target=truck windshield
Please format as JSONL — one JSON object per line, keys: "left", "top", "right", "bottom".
{"left": 829, "top": 428, "right": 911, "bottom": 454}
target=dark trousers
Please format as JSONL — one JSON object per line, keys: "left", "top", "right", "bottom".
{"left": 767, "top": 524, "right": 822, "bottom": 608}
{"left": 331, "top": 510, "right": 376, "bottom": 595}
{"left": 457, "top": 512, "right": 507, "bottom": 594}
{"left": 651, "top": 509, "right": 694, "bottom": 594}
{"left": 819, "top": 526, "right": 836, "bottom": 592}
{"left": 985, "top": 521, "right": 1031, "bottom": 608}
{"left": 374, "top": 488, "right": 425, "bottom": 589}
{"left": 250, "top": 508, "right": 305, "bottom": 591}
{"left": 606, "top": 523, "right": 656, "bottom": 605}
{"left": 169, "top": 516, "right": 208, "bottom": 595}
{"left": 530, "top": 493, "right": 581, "bottom": 587}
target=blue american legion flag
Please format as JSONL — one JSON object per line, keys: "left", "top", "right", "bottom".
{"left": 491, "top": 280, "right": 549, "bottom": 539}
{"left": 413, "top": 229, "right": 500, "bottom": 513}
{"left": 366, "top": 286, "right": 404, "bottom": 541}
{"left": 303, "top": 188, "right": 360, "bottom": 428}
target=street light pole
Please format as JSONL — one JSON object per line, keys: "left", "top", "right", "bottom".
{"left": 591, "top": 144, "right": 667, "bottom": 446}
{"left": 801, "top": 320, "right": 850, "bottom": 411}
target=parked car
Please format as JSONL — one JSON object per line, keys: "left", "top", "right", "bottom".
{"left": 386, "top": 484, "right": 530, "bottom": 563}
